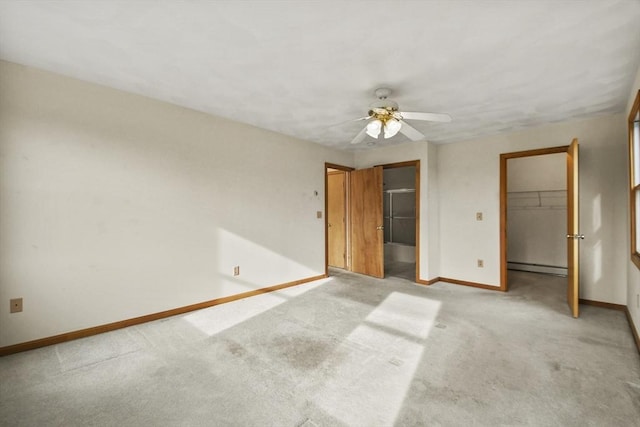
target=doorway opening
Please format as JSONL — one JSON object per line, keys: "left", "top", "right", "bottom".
{"left": 499, "top": 141, "right": 580, "bottom": 317}
{"left": 325, "top": 163, "right": 353, "bottom": 276}
{"left": 383, "top": 164, "right": 417, "bottom": 281}
{"left": 505, "top": 152, "right": 567, "bottom": 277}
{"left": 325, "top": 160, "right": 420, "bottom": 283}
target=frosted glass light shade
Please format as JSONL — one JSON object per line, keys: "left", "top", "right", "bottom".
{"left": 384, "top": 118, "right": 401, "bottom": 138}
{"left": 366, "top": 119, "right": 382, "bottom": 138}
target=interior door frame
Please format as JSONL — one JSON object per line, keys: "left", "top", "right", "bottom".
{"left": 325, "top": 163, "right": 354, "bottom": 276}
{"left": 499, "top": 145, "right": 570, "bottom": 291}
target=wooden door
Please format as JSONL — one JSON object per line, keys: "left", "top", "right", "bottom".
{"left": 567, "top": 138, "right": 580, "bottom": 318}
{"left": 328, "top": 171, "right": 346, "bottom": 268}
{"left": 350, "top": 166, "right": 384, "bottom": 278}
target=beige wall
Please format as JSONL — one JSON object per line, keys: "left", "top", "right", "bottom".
{"left": 626, "top": 64, "right": 640, "bottom": 338}
{"left": 437, "top": 114, "right": 629, "bottom": 305}
{"left": 0, "top": 61, "right": 352, "bottom": 347}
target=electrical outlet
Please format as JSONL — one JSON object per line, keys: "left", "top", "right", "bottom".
{"left": 10, "top": 298, "right": 23, "bottom": 313}
{"left": 477, "top": 259, "right": 484, "bottom": 268}
{"left": 476, "top": 212, "right": 483, "bottom": 221}
{"left": 233, "top": 266, "right": 240, "bottom": 276}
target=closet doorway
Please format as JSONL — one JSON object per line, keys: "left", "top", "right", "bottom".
{"left": 505, "top": 152, "right": 568, "bottom": 277}
{"left": 499, "top": 140, "right": 581, "bottom": 317}
{"left": 383, "top": 164, "right": 418, "bottom": 280}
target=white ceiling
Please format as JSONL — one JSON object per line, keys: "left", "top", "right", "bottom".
{"left": 1, "top": 1, "right": 640, "bottom": 150}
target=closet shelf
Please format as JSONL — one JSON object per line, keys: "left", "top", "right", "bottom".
{"left": 384, "top": 187, "right": 416, "bottom": 246}
{"left": 507, "top": 189, "right": 566, "bottom": 210}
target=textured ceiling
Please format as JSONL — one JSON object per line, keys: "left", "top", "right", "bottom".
{"left": 1, "top": 1, "right": 640, "bottom": 150}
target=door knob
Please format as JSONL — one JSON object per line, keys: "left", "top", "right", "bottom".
{"left": 566, "top": 234, "right": 585, "bottom": 239}
{"left": 376, "top": 226, "right": 384, "bottom": 230}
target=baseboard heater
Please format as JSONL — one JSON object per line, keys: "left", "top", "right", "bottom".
{"left": 507, "top": 261, "right": 567, "bottom": 277}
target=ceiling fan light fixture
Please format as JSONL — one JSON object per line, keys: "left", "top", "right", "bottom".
{"left": 384, "top": 118, "right": 401, "bottom": 138}
{"left": 349, "top": 87, "right": 450, "bottom": 146}
{"left": 366, "top": 119, "right": 382, "bottom": 138}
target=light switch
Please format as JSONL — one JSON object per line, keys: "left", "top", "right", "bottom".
{"left": 476, "top": 212, "right": 483, "bottom": 221}
{"left": 317, "top": 211, "right": 322, "bottom": 219}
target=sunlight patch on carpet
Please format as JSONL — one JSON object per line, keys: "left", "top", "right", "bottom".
{"left": 313, "top": 291, "right": 441, "bottom": 425}
{"left": 183, "top": 278, "right": 331, "bottom": 336}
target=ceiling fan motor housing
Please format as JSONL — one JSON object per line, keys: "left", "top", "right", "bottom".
{"left": 374, "top": 87, "right": 393, "bottom": 99}
{"left": 370, "top": 87, "right": 399, "bottom": 112}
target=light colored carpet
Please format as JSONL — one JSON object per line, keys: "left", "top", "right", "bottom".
{"left": 1, "top": 270, "right": 638, "bottom": 426}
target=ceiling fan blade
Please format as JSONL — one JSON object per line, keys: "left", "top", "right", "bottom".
{"left": 399, "top": 120, "right": 425, "bottom": 141}
{"left": 350, "top": 126, "right": 368, "bottom": 144}
{"left": 329, "top": 116, "right": 371, "bottom": 128}
{"left": 400, "top": 111, "right": 452, "bottom": 122}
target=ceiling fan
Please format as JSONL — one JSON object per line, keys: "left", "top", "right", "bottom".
{"left": 350, "top": 88, "right": 451, "bottom": 145}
